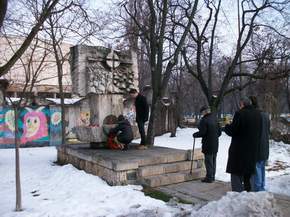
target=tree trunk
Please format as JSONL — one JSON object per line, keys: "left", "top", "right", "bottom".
{"left": 50, "top": 17, "right": 66, "bottom": 145}
{"left": 146, "top": 97, "right": 159, "bottom": 146}
{"left": 57, "top": 67, "right": 65, "bottom": 145}
{"left": 14, "top": 106, "right": 22, "bottom": 211}
{"left": 0, "top": 0, "right": 7, "bottom": 29}
{"left": 55, "top": 56, "right": 65, "bottom": 145}
{"left": 286, "top": 74, "right": 290, "bottom": 113}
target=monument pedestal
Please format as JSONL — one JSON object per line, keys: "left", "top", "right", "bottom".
{"left": 57, "top": 144, "right": 205, "bottom": 187}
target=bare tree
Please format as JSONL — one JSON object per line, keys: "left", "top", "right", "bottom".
{"left": 182, "top": 0, "right": 290, "bottom": 111}
{"left": 123, "top": 0, "right": 199, "bottom": 145}
{"left": 4, "top": 34, "right": 51, "bottom": 211}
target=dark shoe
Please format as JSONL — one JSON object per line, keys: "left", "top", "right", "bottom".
{"left": 201, "top": 178, "right": 213, "bottom": 183}
{"left": 122, "top": 144, "right": 128, "bottom": 151}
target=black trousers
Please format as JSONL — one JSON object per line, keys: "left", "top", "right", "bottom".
{"left": 137, "top": 120, "right": 146, "bottom": 145}
{"left": 117, "top": 135, "right": 131, "bottom": 145}
{"left": 231, "top": 174, "right": 252, "bottom": 192}
{"left": 204, "top": 153, "right": 217, "bottom": 181}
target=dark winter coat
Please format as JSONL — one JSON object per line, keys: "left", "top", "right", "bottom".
{"left": 224, "top": 105, "right": 262, "bottom": 176}
{"left": 257, "top": 111, "right": 270, "bottom": 161}
{"left": 193, "top": 113, "right": 221, "bottom": 154}
{"left": 109, "top": 119, "right": 134, "bottom": 145}
{"left": 135, "top": 94, "right": 149, "bottom": 122}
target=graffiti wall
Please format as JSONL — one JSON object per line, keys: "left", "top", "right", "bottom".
{"left": 0, "top": 106, "right": 62, "bottom": 148}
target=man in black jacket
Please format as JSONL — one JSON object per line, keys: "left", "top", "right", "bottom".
{"left": 224, "top": 97, "right": 262, "bottom": 192}
{"left": 129, "top": 89, "right": 149, "bottom": 150}
{"left": 109, "top": 115, "right": 134, "bottom": 150}
{"left": 250, "top": 96, "right": 270, "bottom": 191}
{"left": 193, "top": 106, "right": 221, "bottom": 183}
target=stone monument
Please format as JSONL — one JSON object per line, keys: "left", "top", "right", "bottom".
{"left": 70, "top": 45, "right": 138, "bottom": 145}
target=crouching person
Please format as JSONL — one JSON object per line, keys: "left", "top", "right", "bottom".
{"left": 108, "top": 115, "right": 134, "bottom": 150}
{"left": 193, "top": 106, "right": 221, "bottom": 183}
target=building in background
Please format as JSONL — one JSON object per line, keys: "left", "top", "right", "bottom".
{"left": 0, "top": 35, "right": 72, "bottom": 99}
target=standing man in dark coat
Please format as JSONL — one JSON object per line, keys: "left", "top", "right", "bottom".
{"left": 129, "top": 89, "right": 149, "bottom": 150}
{"left": 250, "top": 96, "right": 270, "bottom": 191}
{"left": 224, "top": 97, "right": 262, "bottom": 192}
{"left": 193, "top": 106, "right": 221, "bottom": 183}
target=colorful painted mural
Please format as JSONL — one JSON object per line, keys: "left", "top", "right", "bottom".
{"left": 0, "top": 106, "right": 62, "bottom": 148}
{"left": 20, "top": 106, "right": 49, "bottom": 145}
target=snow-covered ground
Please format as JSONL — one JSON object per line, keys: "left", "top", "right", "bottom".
{"left": 0, "top": 128, "right": 289, "bottom": 217}
{"left": 0, "top": 147, "right": 181, "bottom": 217}
{"left": 135, "top": 128, "right": 290, "bottom": 196}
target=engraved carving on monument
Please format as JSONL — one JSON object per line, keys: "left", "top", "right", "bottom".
{"left": 85, "top": 48, "right": 135, "bottom": 94}
{"left": 87, "top": 61, "right": 113, "bottom": 93}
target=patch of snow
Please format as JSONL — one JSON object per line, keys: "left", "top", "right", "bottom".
{"left": 267, "top": 175, "right": 290, "bottom": 197}
{"left": 267, "top": 141, "right": 290, "bottom": 177}
{"left": 46, "top": 98, "right": 83, "bottom": 105}
{"left": 5, "top": 97, "right": 20, "bottom": 104}
{"left": 189, "top": 191, "right": 281, "bottom": 217}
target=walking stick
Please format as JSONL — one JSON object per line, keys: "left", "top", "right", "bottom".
{"left": 190, "top": 137, "right": 196, "bottom": 174}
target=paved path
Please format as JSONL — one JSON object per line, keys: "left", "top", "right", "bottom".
{"left": 157, "top": 180, "right": 290, "bottom": 217}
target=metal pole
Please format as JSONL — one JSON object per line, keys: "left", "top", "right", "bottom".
{"left": 190, "top": 137, "right": 196, "bottom": 174}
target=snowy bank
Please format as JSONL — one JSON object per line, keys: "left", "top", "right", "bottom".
{"left": 189, "top": 191, "right": 281, "bottom": 217}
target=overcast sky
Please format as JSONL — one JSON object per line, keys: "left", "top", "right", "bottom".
{"left": 88, "top": 0, "right": 240, "bottom": 54}
{"left": 87, "top": 0, "right": 289, "bottom": 56}
{"left": 89, "top": 0, "right": 110, "bottom": 10}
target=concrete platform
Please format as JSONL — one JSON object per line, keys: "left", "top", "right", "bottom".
{"left": 57, "top": 144, "right": 205, "bottom": 186}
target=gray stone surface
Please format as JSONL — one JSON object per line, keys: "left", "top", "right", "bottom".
{"left": 59, "top": 145, "right": 200, "bottom": 170}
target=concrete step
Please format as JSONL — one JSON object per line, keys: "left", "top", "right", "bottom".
{"left": 138, "top": 160, "right": 204, "bottom": 177}
{"left": 136, "top": 151, "right": 188, "bottom": 167}
{"left": 141, "top": 169, "right": 205, "bottom": 187}
{"left": 136, "top": 147, "right": 204, "bottom": 167}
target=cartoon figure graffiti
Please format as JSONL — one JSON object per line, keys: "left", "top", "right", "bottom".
{"left": 79, "top": 111, "right": 90, "bottom": 126}
{"left": 4, "top": 110, "right": 15, "bottom": 132}
{"left": 0, "top": 108, "right": 15, "bottom": 144}
{"left": 51, "top": 111, "right": 61, "bottom": 126}
{"left": 21, "top": 107, "right": 49, "bottom": 144}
